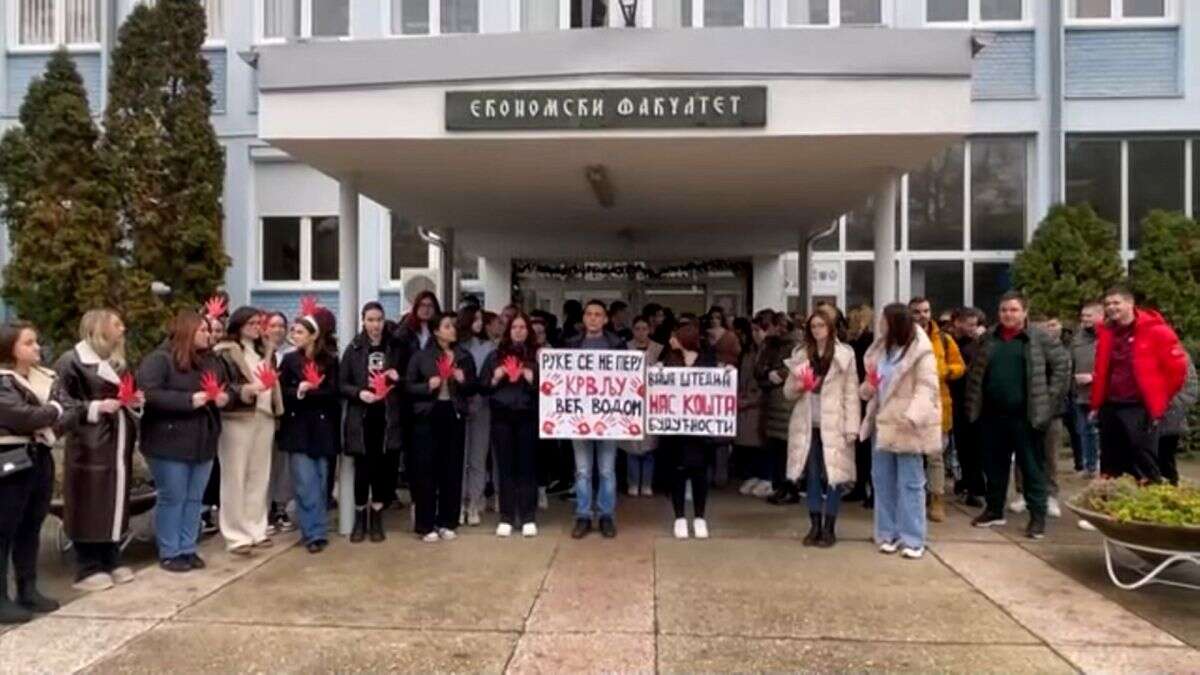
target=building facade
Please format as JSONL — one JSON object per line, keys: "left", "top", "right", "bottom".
{"left": 2, "top": 0, "right": 1198, "bottom": 325}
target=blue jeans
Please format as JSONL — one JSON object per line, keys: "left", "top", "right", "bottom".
{"left": 572, "top": 440, "right": 617, "bottom": 519}
{"left": 627, "top": 452, "right": 654, "bottom": 491}
{"left": 149, "top": 457, "right": 214, "bottom": 560}
{"left": 871, "top": 446, "right": 927, "bottom": 550}
{"left": 290, "top": 454, "right": 328, "bottom": 544}
{"left": 1074, "top": 403, "right": 1099, "bottom": 473}
{"left": 805, "top": 431, "right": 841, "bottom": 517}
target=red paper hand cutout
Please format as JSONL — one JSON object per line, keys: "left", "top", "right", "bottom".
{"left": 867, "top": 366, "right": 882, "bottom": 389}
{"left": 117, "top": 373, "right": 141, "bottom": 407}
{"left": 302, "top": 361, "right": 325, "bottom": 388}
{"left": 255, "top": 362, "right": 278, "bottom": 390}
{"left": 502, "top": 355, "right": 522, "bottom": 382}
{"left": 436, "top": 353, "right": 455, "bottom": 381}
{"left": 204, "top": 296, "right": 227, "bottom": 320}
{"left": 299, "top": 295, "right": 320, "bottom": 318}
{"left": 368, "top": 371, "right": 393, "bottom": 398}
{"left": 796, "top": 364, "right": 821, "bottom": 393}
{"left": 200, "top": 371, "right": 223, "bottom": 402}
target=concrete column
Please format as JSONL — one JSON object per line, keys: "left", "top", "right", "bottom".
{"left": 873, "top": 177, "right": 898, "bottom": 312}
{"left": 439, "top": 228, "right": 456, "bottom": 310}
{"left": 337, "top": 180, "right": 359, "bottom": 537}
{"left": 480, "top": 256, "right": 513, "bottom": 310}
{"left": 751, "top": 255, "right": 786, "bottom": 313}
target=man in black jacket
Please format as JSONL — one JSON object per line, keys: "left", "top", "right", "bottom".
{"left": 949, "top": 307, "right": 985, "bottom": 507}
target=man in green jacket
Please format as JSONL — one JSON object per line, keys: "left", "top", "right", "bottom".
{"left": 965, "top": 292, "right": 1070, "bottom": 539}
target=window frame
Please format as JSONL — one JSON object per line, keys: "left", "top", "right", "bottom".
{"left": 782, "top": 0, "right": 891, "bottom": 28}
{"left": 922, "top": 0, "right": 1031, "bottom": 29}
{"left": 382, "top": 0, "right": 486, "bottom": 37}
{"left": 257, "top": 214, "right": 340, "bottom": 290}
{"left": 6, "top": 0, "right": 104, "bottom": 53}
{"left": 256, "top": 0, "right": 353, "bottom": 44}
{"left": 687, "top": 0, "right": 755, "bottom": 28}
{"left": 1064, "top": 0, "right": 1177, "bottom": 27}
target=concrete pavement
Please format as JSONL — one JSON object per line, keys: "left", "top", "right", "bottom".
{"left": 2, "top": 463, "right": 1198, "bottom": 673}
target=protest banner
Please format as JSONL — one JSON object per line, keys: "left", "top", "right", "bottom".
{"left": 538, "top": 349, "right": 646, "bottom": 440}
{"left": 646, "top": 366, "right": 738, "bottom": 437}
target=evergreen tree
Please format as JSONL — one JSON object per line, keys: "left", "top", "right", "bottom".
{"left": 0, "top": 51, "right": 129, "bottom": 353}
{"left": 105, "top": 0, "right": 229, "bottom": 347}
{"left": 1012, "top": 204, "right": 1125, "bottom": 321}
{"left": 1130, "top": 210, "right": 1200, "bottom": 342}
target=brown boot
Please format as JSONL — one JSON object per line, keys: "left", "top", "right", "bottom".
{"left": 928, "top": 494, "right": 946, "bottom": 523}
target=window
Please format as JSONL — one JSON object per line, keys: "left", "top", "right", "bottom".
{"left": 846, "top": 261, "right": 874, "bottom": 310}
{"left": 1065, "top": 139, "right": 1121, "bottom": 226}
{"left": 910, "top": 261, "right": 964, "bottom": 311}
{"left": 973, "top": 262, "right": 1011, "bottom": 316}
{"left": 786, "top": 0, "right": 884, "bottom": 26}
{"left": 1067, "top": 0, "right": 1171, "bottom": 22}
{"left": 137, "top": 0, "right": 225, "bottom": 42}
{"left": 390, "top": 216, "right": 431, "bottom": 279}
{"left": 388, "top": 0, "right": 479, "bottom": 35}
{"left": 813, "top": 221, "right": 839, "bottom": 252}
{"left": 260, "top": 0, "right": 349, "bottom": 41}
{"left": 971, "top": 137, "right": 1027, "bottom": 250}
{"left": 521, "top": 0, "right": 561, "bottom": 31}
{"left": 908, "top": 143, "right": 965, "bottom": 250}
{"left": 925, "top": 0, "right": 1026, "bottom": 25}
{"left": 1128, "top": 140, "right": 1184, "bottom": 249}
{"left": 260, "top": 216, "right": 339, "bottom": 283}
{"left": 12, "top": 0, "right": 101, "bottom": 48}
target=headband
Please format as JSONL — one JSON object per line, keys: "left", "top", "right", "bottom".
{"left": 300, "top": 315, "right": 320, "bottom": 338}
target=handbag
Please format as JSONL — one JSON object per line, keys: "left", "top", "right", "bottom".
{"left": 0, "top": 446, "right": 32, "bottom": 478}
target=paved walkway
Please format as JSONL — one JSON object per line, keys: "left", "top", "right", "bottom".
{"left": 2, "top": 466, "right": 1198, "bottom": 673}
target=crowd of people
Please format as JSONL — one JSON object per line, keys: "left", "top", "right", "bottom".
{"left": 0, "top": 284, "right": 1192, "bottom": 624}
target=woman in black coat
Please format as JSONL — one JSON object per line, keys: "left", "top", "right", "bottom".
{"left": 479, "top": 312, "right": 539, "bottom": 538}
{"left": 406, "top": 312, "right": 476, "bottom": 542}
{"left": 0, "top": 321, "right": 73, "bottom": 624}
{"left": 54, "top": 310, "right": 143, "bottom": 591}
{"left": 340, "top": 302, "right": 403, "bottom": 543}
{"left": 278, "top": 309, "right": 341, "bottom": 553}
{"left": 660, "top": 323, "right": 719, "bottom": 541}
{"left": 138, "top": 311, "right": 230, "bottom": 573}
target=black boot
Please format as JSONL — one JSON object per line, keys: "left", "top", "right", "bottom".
{"left": 16, "top": 579, "right": 59, "bottom": 613}
{"left": 802, "top": 513, "right": 822, "bottom": 546}
{"left": 0, "top": 553, "right": 32, "bottom": 625}
{"left": 350, "top": 507, "right": 367, "bottom": 543}
{"left": 369, "top": 507, "right": 386, "bottom": 542}
{"left": 817, "top": 515, "right": 837, "bottom": 548}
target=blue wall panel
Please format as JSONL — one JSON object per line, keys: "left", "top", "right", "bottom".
{"left": 6, "top": 52, "right": 103, "bottom": 115}
{"left": 250, "top": 290, "right": 340, "bottom": 320}
{"left": 1066, "top": 28, "right": 1180, "bottom": 98}
{"left": 972, "top": 30, "right": 1036, "bottom": 100}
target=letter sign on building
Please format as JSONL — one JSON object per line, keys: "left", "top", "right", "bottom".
{"left": 447, "top": 87, "right": 766, "bottom": 131}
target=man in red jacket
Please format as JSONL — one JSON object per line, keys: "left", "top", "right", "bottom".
{"left": 1090, "top": 286, "right": 1188, "bottom": 483}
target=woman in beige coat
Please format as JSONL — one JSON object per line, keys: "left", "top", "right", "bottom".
{"left": 859, "top": 304, "right": 942, "bottom": 560}
{"left": 784, "top": 306, "right": 860, "bottom": 548}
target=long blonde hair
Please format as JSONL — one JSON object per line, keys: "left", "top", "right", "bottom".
{"left": 80, "top": 309, "right": 127, "bottom": 372}
{"left": 847, "top": 304, "right": 874, "bottom": 341}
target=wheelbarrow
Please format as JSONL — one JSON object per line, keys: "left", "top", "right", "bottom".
{"left": 1066, "top": 501, "right": 1200, "bottom": 592}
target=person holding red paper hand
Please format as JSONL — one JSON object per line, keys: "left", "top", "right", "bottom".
{"left": 54, "top": 310, "right": 143, "bottom": 592}
{"left": 783, "top": 305, "right": 861, "bottom": 549}
{"left": 406, "top": 312, "right": 477, "bottom": 543}
{"left": 479, "top": 312, "right": 540, "bottom": 538}
{"left": 137, "top": 311, "right": 231, "bottom": 573}
{"left": 278, "top": 310, "right": 341, "bottom": 554}
{"left": 340, "top": 302, "right": 404, "bottom": 543}
{"left": 213, "top": 307, "right": 284, "bottom": 556}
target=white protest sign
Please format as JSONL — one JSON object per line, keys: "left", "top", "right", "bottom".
{"left": 538, "top": 349, "right": 646, "bottom": 440}
{"left": 646, "top": 367, "right": 738, "bottom": 437}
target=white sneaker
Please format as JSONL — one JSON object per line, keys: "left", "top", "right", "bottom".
{"left": 1078, "top": 519, "right": 1098, "bottom": 532}
{"left": 673, "top": 518, "right": 689, "bottom": 539}
{"left": 751, "top": 481, "right": 775, "bottom": 498}
{"left": 421, "top": 532, "right": 439, "bottom": 543}
{"left": 878, "top": 541, "right": 900, "bottom": 555}
{"left": 111, "top": 567, "right": 135, "bottom": 585}
{"left": 496, "top": 522, "right": 512, "bottom": 537}
{"left": 640, "top": 485, "right": 654, "bottom": 498}
{"left": 467, "top": 508, "right": 482, "bottom": 527}
{"left": 1008, "top": 497, "right": 1027, "bottom": 514}
{"left": 538, "top": 487, "right": 549, "bottom": 510}
{"left": 437, "top": 528, "right": 457, "bottom": 541}
{"left": 1047, "top": 497, "right": 1062, "bottom": 519}
{"left": 739, "top": 478, "right": 758, "bottom": 495}
{"left": 628, "top": 486, "right": 639, "bottom": 497}
{"left": 72, "top": 572, "right": 114, "bottom": 592}
{"left": 900, "top": 546, "right": 925, "bottom": 560}
{"left": 522, "top": 523, "right": 538, "bottom": 537}
{"left": 692, "top": 518, "right": 709, "bottom": 539}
